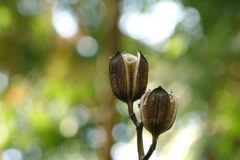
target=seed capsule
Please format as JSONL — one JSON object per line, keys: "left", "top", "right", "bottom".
{"left": 140, "top": 86, "right": 178, "bottom": 137}
{"left": 109, "top": 51, "right": 148, "bottom": 103}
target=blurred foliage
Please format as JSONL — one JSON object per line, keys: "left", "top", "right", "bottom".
{"left": 0, "top": 0, "right": 240, "bottom": 160}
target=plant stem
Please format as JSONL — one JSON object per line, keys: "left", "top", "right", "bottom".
{"left": 136, "top": 122, "right": 144, "bottom": 160}
{"left": 127, "top": 100, "right": 145, "bottom": 160}
{"left": 142, "top": 135, "right": 157, "bottom": 160}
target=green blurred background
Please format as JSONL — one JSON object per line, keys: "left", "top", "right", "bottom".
{"left": 0, "top": 0, "right": 240, "bottom": 160}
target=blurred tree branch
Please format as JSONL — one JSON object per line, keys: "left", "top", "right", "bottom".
{"left": 98, "top": 0, "right": 121, "bottom": 159}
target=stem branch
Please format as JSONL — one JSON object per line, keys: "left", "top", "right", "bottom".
{"left": 142, "top": 135, "right": 157, "bottom": 160}
{"left": 137, "top": 122, "right": 144, "bottom": 159}
{"left": 127, "top": 100, "right": 145, "bottom": 160}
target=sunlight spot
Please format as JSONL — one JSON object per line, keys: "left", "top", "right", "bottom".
{"left": 119, "top": 0, "right": 142, "bottom": 12}
{"left": 53, "top": 11, "right": 78, "bottom": 38}
{"left": 0, "top": 72, "right": 8, "bottom": 94}
{"left": 60, "top": 117, "right": 79, "bottom": 137}
{"left": 183, "top": 7, "right": 200, "bottom": 29}
{"left": 182, "top": 7, "right": 202, "bottom": 39}
{"left": 0, "top": 122, "right": 9, "bottom": 146}
{"left": 17, "top": 0, "right": 42, "bottom": 16}
{"left": 69, "top": 0, "right": 79, "bottom": 5}
{"left": 119, "top": 0, "right": 183, "bottom": 45}
{"left": 25, "top": 142, "right": 42, "bottom": 160}
{"left": 48, "top": 101, "right": 68, "bottom": 119}
{"left": 116, "top": 101, "right": 129, "bottom": 116}
{"left": 1, "top": 148, "right": 23, "bottom": 160}
{"left": 112, "top": 123, "right": 132, "bottom": 142}
{"left": 81, "top": 0, "right": 99, "bottom": 8}
{"left": 71, "top": 105, "right": 90, "bottom": 127}
{"left": 77, "top": 36, "right": 98, "bottom": 57}
{"left": 111, "top": 142, "right": 138, "bottom": 160}
{"left": 87, "top": 126, "right": 107, "bottom": 148}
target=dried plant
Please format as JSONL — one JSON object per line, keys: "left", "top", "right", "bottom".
{"left": 109, "top": 51, "right": 178, "bottom": 160}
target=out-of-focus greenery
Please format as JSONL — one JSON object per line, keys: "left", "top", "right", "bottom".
{"left": 0, "top": 0, "right": 240, "bottom": 160}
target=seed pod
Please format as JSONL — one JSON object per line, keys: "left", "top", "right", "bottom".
{"left": 140, "top": 86, "right": 178, "bottom": 137}
{"left": 109, "top": 51, "right": 148, "bottom": 103}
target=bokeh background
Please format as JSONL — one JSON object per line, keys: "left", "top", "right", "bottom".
{"left": 0, "top": 0, "right": 240, "bottom": 160}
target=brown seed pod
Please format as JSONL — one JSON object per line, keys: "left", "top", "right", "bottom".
{"left": 109, "top": 51, "right": 148, "bottom": 103}
{"left": 140, "top": 86, "right": 178, "bottom": 137}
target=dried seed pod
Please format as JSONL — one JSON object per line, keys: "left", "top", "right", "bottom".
{"left": 140, "top": 86, "right": 178, "bottom": 137}
{"left": 109, "top": 51, "right": 148, "bottom": 103}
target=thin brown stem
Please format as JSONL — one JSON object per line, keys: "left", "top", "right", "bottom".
{"left": 142, "top": 135, "right": 157, "bottom": 160}
{"left": 137, "top": 122, "right": 144, "bottom": 159}
{"left": 127, "top": 100, "right": 145, "bottom": 160}
{"left": 128, "top": 100, "right": 139, "bottom": 126}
